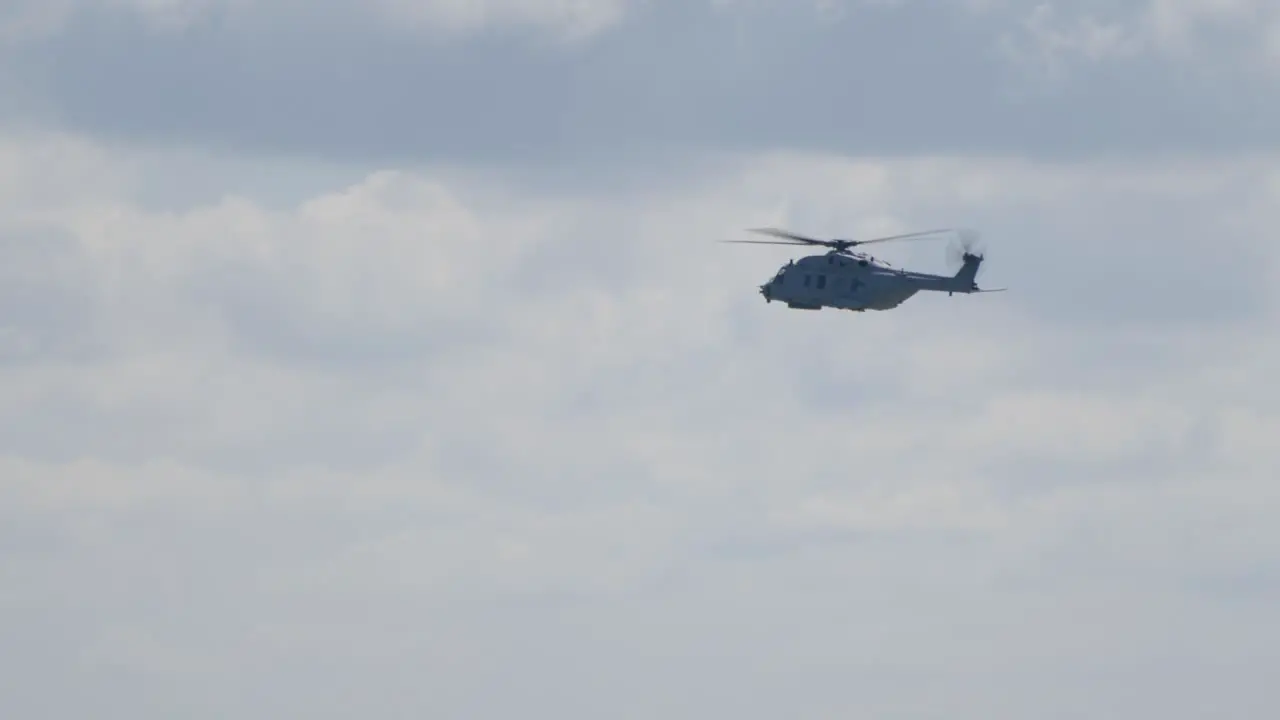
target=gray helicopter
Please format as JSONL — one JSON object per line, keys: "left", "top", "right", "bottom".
{"left": 724, "top": 227, "right": 1005, "bottom": 312}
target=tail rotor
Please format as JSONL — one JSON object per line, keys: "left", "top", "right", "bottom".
{"left": 945, "top": 228, "right": 987, "bottom": 279}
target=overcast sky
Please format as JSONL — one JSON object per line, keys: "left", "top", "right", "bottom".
{"left": 2, "top": 1, "right": 1279, "bottom": 718}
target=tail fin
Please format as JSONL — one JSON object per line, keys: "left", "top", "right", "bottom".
{"left": 952, "top": 252, "right": 982, "bottom": 291}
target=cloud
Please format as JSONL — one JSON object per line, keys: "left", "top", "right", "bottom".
{"left": 0, "top": 0, "right": 626, "bottom": 45}
{"left": 3, "top": 1, "right": 1279, "bottom": 714}
{"left": 4, "top": 0, "right": 1279, "bottom": 165}
{"left": 0, "top": 0, "right": 235, "bottom": 42}
{"left": 998, "top": 0, "right": 1280, "bottom": 76}
{"left": 374, "top": 0, "right": 627, "bottom": 40}
{"left": 2, "top": 128, "right": 1280, "bottom": 716}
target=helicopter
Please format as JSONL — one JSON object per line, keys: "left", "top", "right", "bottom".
{"left": 723, "top": 226, "right": 1005, "bottom": 312}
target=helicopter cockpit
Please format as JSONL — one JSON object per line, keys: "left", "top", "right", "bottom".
{"left": 772, "top": 260, "right": 793, "bottom": 282}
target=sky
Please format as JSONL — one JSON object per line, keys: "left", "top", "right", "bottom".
{"left": 1, "top": 0, "right": 1279, "bottom": 717}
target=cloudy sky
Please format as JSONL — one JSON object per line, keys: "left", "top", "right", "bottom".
{"left": 2, "top": 0, "right": 1279, "bottom": 717}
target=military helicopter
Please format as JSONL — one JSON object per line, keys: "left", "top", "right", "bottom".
{"left": 723, "top": 226, "right": 1005, "bottom": 312}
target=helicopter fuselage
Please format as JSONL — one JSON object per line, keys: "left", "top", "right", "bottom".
{"left": 758, "top": 250, "right": 981, "bottom": 311}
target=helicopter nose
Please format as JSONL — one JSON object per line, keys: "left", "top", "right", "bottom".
{"left": 759, "top": 282, "right": 772, "bottom": 301}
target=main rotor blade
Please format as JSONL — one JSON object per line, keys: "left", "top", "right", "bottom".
{"left": 747, "top": 227, "right": 830, "bottom": 246}
{"left": 852, "top": 228, "right": 957, "bottom": 246}
{"left": 720, "top": 239, "right": 812, "bottom": 246}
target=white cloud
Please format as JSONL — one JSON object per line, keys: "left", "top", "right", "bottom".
{"left": 999, "top": 0, "right": 1280, "bottom": 73}
{"left": 0, "top": 0, "right": 242, "bottom": 42}
{"left": 3, "top": 130, "right": 1280, "bottom": 717}
{"left": 0, "top": 0, "right": 627, "bottom": 43}
{"left": 1145, "top": 0, "right": 1263, "bottom": 47}
{"left": 375, "top": 0, "right": 627, "bottom": 39}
